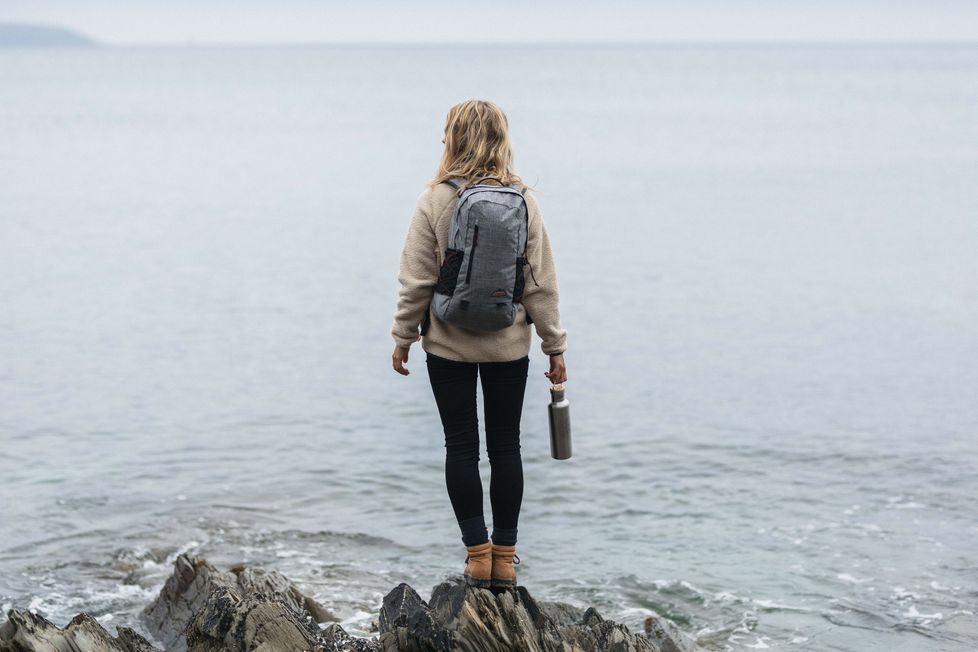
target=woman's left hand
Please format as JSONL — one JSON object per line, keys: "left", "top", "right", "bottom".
{"left": 544, "top": 353, "right": 567, "bottom": 385}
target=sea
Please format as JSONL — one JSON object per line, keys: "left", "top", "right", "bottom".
{"left": 1, "top": 44, "right": 977, "bottom": 651}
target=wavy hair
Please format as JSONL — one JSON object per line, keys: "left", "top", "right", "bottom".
{"left": 428, "top": 99, "right": 532, "bottom": 191}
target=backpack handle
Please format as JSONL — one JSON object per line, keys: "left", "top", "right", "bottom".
{"left": 444, "top": 177, "right": 467, "bottom": 195}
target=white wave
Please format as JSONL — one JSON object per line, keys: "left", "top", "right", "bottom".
{"left": 885, "top": 496, "right": 926, "bottom": 509}
{"left": 711, "top": 591, "right": 741, "bottom": 604}
{"left": 84, "top": 582, "right": 158, "bottom": 603}
{"left": 903, "top": 605, "right": 943, "bottom": 621}
{"left": 753, "top": 599, "right": 808, "bottom": 612}
{"left": 892, "top": 586, "right": 920, "bottom": 600}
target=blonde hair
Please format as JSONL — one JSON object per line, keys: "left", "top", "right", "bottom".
{"left": 428, "top": 99, "right": 532, "bottom": 191}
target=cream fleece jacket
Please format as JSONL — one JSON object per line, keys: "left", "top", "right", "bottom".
{"left": 391, "top": 182, "right": 568, "bottom": 363}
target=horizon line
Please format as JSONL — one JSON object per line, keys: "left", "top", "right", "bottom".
{"left": 14, "top": 38, "right": 978, "bottom": 49}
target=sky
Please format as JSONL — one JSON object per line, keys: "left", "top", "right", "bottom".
{"left": 3, "top": 0, "right": 978, "bottom": 45}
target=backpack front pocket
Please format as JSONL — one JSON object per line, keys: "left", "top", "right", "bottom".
{"left": 435, "top": 248, "right": 465, "bottom": 296}
{"left": 464, "top": 224, "right": 479, "bottom": 284}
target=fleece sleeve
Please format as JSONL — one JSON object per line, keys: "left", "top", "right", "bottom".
{"left": 521, "top": 193, "right": 568, "bottom": 355}
{"left": 391, "top": 190, "right": 438, "bottom": 349}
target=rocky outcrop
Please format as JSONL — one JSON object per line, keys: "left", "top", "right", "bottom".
{"left": 184, "top": 586, "right": 324, "bottom": 652}
{"left": 0, "top": 610, "right": 160, "bottom": 652}
{"left": 379, "top": 580, "right": 658, "bottom": 651}
{"left": 142, "top": 555, "right": 335, "bottom": 652}
{"left": 1, "top": 553, "right": 705, "bottom": 652}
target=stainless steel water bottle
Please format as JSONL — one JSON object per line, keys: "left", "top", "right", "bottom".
{"left": 548, "top": 383, "right": 572, "bottom": 460}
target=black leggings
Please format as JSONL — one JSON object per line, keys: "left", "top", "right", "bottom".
{"left": 425, "top": 351, "right": 529, "bottom": 547}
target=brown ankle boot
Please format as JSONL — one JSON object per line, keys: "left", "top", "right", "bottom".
{"left": 463, "top": 541, "right": 492, "bottom": 588}
{"left": 490, "top": 543, "right": 520, "bottom": 588}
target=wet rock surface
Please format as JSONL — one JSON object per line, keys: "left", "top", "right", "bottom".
{"left": 1, "top": 553, "right": 705, "bottom": 651}
{"left": 0, "top": 610, "right": 161, "bottom": 652}
{"left": 141, "top": 554, "right": 336, "bottom": 652}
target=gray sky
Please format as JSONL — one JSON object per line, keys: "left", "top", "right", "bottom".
{"left": 3, "top": 0, "right": 978, "bottom": 45}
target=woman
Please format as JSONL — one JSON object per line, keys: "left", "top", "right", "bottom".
{"left": 390, "top": 99, "right": 567, "bottom": 589}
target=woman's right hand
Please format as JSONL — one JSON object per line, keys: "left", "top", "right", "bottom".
{"left": 544, "top": 353, "right": 567, "bottom": 385}
{"left": 392, "top": 343, "right": 412, "bottom": 376}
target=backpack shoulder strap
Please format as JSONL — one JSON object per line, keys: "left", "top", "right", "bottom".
{"left": 443, "top": 177, "right": 466, "bottom": 190}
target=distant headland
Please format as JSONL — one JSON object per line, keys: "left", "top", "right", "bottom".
{"left": 0, "top": 23, "right": 96, "bottom": 48}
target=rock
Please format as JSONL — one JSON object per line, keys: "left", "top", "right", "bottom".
{"left": 141, "top": 554, "right": 237, "bottom": 651}
{"left": 185, "top": 586, "right": 323, "bottom": 652}
{"left": 188, "top": 587, "right": 393, "bottom": 652}
{"left": 235, "top": 565, "right": 336, "bottom": 624}
{"left": 539, "top": 597, "right": 703, "bottom": 652}
{"left": 644, "top": 615, "right": 704, "bottom": 652}
{"left": 316, "top": 624, "right": 382, "bottom": 651}
{"left": 0, "top": 609, "right": 162, "bottom": 652}
{"left": 378, "top": 583, "right": 453, "bottom": 651}
{"left": 378, "top": 576, "right": 670, "bottom": 651}
{"left": 142, "top": 553, "right": 335, "bottom": 652}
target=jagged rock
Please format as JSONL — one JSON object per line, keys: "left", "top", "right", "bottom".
{"left": 316, "top": 624, "right": 382, "bottom": 652}
{"left": 643, "top": 615, "right": 703, "bottom": 652}
{"left": 378, "top": 583, "right": 453, "bottom": 651}
{"left": 142, "top": 554, "right": 238, "bottom": 651}
{"left": 235, "top": 565, "right": 335, "bottom": 624}
{"left": 540, "top": 598, "right": 702, "bottom": 652}
{"left": 185, "top": 586, "right": 323, "bottom": 652}
{"left": 378, "top": 576, "right": 670, "bottom": 651}
{"left": 142, "top": 553, "right": 335, "bottom": 652}
{"left": 537, "top": 600, "right": 587, "bottom": 627}
{"left": 0, "top": 609, "right": 162, "bottom": 652}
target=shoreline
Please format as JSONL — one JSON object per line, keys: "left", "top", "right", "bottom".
{"left": 0, "top": 552, "right": 705, "bottom": 652}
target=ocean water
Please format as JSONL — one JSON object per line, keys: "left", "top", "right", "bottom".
{"left": 1, "top": 44, "right": 977, "bottom": 651}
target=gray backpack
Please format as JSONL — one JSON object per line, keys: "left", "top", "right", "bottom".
{"left": 426, "top": 177, "right": 535, "bottom": 332}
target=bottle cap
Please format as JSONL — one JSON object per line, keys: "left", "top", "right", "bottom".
{"left": 550, "top": 384, "right": 565, "bottom": 401}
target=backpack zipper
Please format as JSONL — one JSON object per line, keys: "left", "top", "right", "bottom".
{"left": 465, "top": 224, "right": 478, "bottom": 283}
{"left": 527, "top": 258, "right": 539, "bottom": 287}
